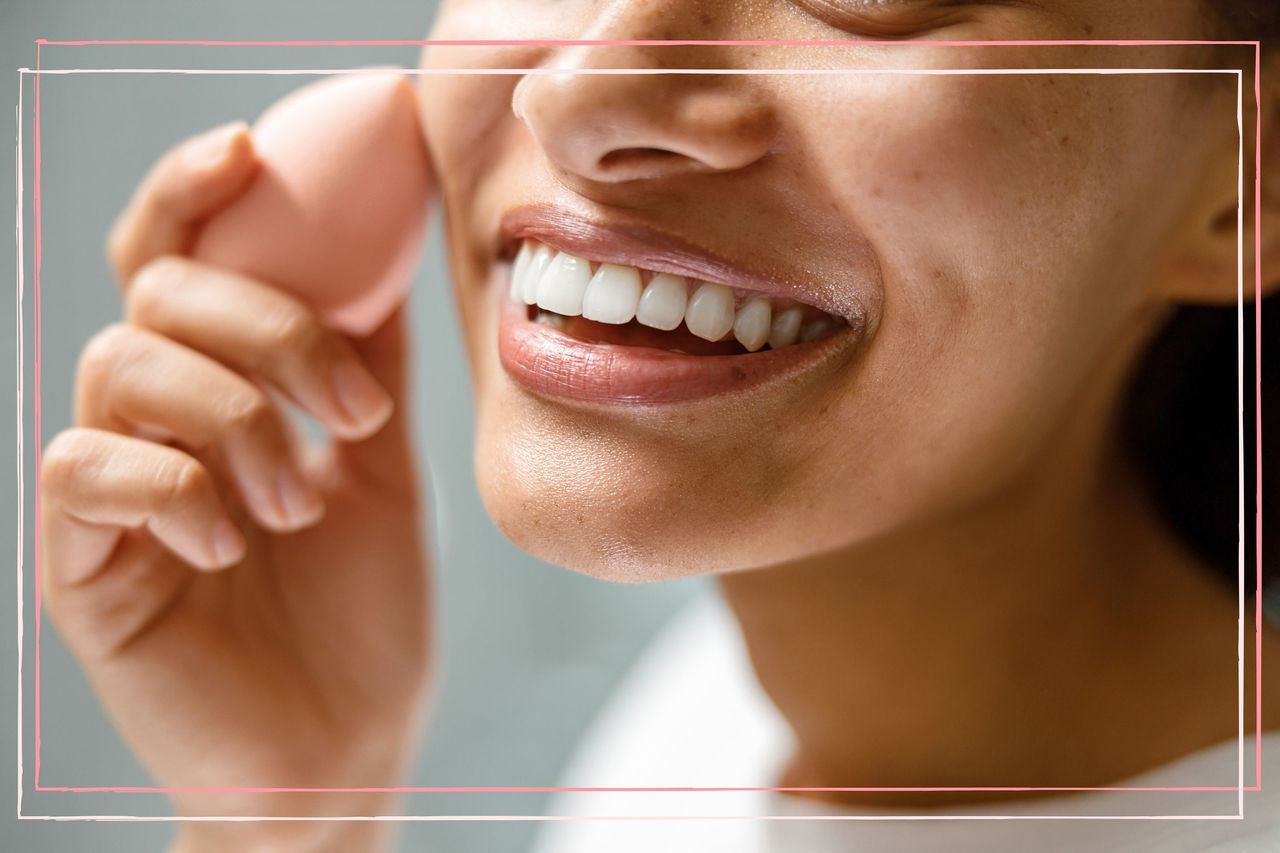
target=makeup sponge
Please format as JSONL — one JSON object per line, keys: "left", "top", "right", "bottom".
{"left": 192, "top": 71, "right": 433, "bottom": 336}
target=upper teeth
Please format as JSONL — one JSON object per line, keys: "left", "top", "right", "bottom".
{"left": 636, "top": 273, "right": 688, "bottom": 331}
{"left": 508, "top": 239, "right": 835, "bottom": 350}
{"left": 684, "top": 281, "right": 735, "bottom": 343}
{"left": 583, "top": 263, "right": 643, "bottom": 325}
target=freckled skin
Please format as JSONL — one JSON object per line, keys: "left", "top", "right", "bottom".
{"left": 418, "top": 0, "right": 1280, "bottom": 800}
{"left": 420, "top": 0, "right": 1242, "bottom": 580}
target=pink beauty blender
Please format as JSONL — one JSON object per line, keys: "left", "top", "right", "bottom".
{"left": 193, "top": 71, "right": 433, "bottom": 336}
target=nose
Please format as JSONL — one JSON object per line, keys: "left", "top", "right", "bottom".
{"left": 512, "top": 46, "right": 776, "bottom": 184}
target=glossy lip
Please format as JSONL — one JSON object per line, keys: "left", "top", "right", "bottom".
{"left": 497, "top": 289, "right": 860, "bottom": 405}
{"left": 497, "top": 205, "right": 868, "bottom": 324}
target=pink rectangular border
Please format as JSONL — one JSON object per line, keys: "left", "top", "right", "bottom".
{"left": 20, "top": 39, "right": 1259, "bottom": 809}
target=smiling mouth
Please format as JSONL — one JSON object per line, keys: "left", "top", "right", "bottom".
{"left": 493, "top": 210, "right": 865, "bottom": 404}
{"left": 508, "top": 238, "right": 844, "bottom": 355}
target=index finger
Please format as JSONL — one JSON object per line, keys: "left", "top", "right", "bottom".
{"left": 106, "top": 120, "right": 259, "bottom": 285}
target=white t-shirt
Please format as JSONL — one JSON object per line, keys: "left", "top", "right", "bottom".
{"left": 533, "top": 594, "right": 1280, "bottom": 853}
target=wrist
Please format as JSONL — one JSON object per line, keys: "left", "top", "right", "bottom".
{"left": 166, "top": 709, "right": 424, "bottom": 853}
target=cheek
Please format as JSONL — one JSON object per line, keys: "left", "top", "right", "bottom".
{"left": 415, "top": 45, "right": 528, "bottom": 377}
{"left": 806, "top": 74, "right": 1162, "bottom": 318}
{"left": 416, "top": 54, "right": 514, "bottom": 199}
{"left": 785, "top": 74, "right": 1199, "bottom": 505}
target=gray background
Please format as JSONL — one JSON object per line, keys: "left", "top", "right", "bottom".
{"left": 1, "top": 2, "right": 704, "bottom": 850}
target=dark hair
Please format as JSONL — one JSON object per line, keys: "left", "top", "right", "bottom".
{"left": 1121, "top": 2, "right": 1275, "bottom": 596}
{"left": 1122, "top": 305, "right": 1274, "bottom": 594}
{"left": 1209, "top": 1, "right": 1280, "bottom": 37}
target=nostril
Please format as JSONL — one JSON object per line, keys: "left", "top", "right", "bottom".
{"left": 515, "top": 65, "right": 776, "bottom": 183}
{"left": 599, "top": 148, "right": 682, "bottom": 165}
{"left": 595, "top": 147, "right": 711, "bottom": 181}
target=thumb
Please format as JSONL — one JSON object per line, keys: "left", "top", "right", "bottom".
{"left": 333, "top": 303, "right": 421, "bottom": 493}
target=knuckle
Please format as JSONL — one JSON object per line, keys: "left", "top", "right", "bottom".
{"left": 157, "top": 457, "right": 211, "bottom": 510}
{"left": 270, "top": 306, "right": 327, "bottom": 358}
{"left": 41, "top": 430, "right": 98, "bottom": 497}
{"left": 219, "top": 388, "right": 275, "bottom": 438}
{"left": 126, "top": 260, "right": 175, "bottom": 326}
{"left": 77, "top": 323, "right": 138, "bottom": 386}
{"left": 128, "top": 255, "right": 188, "bottom": 309}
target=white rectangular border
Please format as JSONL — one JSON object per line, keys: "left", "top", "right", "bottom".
{"left": 12, "top": 63, "right": 1250, "bottom": 822}
{"left": 14, "top": 65, "right": 25, "bottom": 824}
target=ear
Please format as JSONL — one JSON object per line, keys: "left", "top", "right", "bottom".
{"left": 1156, "top": 55, "right": 1280, "bottom": 306}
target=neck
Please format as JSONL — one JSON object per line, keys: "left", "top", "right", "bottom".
{"left": 718, "top": 316, "right": 1277, "bottom": 806}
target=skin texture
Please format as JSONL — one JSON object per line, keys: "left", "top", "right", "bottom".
{"left": 424, "top": 2, "right": 1250, "bottom": 579}
{"left": 420, "top": 0, "right": 1280, "bottom": 801}
{"left": 44, "top": 126, "right": 429, "bottom": 851}
{"left": 36, "top": 1, "right": 1280, "bottom": 850}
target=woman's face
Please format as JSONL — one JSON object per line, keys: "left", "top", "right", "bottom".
{"left": 417, "top": 0, "right": 1237, "bottom": 580}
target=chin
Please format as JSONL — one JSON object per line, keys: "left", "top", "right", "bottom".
{"left": 473, "top": 429, "right": 711, "bottom": 583}
{"left": 479, "top": 498, "right": 696, "bottom": 584}
{"left": 472, "top": 412, "right": 862, "bottom": 582}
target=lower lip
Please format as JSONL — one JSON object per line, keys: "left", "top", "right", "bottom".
{"left": 497, "top": 296, "right": 857, "bottom": 405}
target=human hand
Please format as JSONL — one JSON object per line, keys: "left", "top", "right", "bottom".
{"left": 41, "top": 122, "right": 432, "bottom": 852}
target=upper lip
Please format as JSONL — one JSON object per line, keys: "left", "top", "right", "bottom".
{"left": 497, "top": 205, "right": 863, "bottom": 324}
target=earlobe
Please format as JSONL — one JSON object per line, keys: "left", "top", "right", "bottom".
{"left": 1235, "top": 69, "right": 1280, "bottom": 300}
{"left": 1157, "top": 72, "right": 1280, "bottom": 307}
{"left": 1253, "top": 82, "right": 1280, "bottom": 298}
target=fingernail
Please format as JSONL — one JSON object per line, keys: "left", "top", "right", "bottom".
{"left": 276, "top": 467, "right": 324, "bottom": 528}
{"left": 208, "top": 518, "right": 246, "bottom": 568}
{"left": 183, "top": 120, "right": 248, "bottom": 174}
{"left": 330, "top": 361, "right": 394, "bottom": 434}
